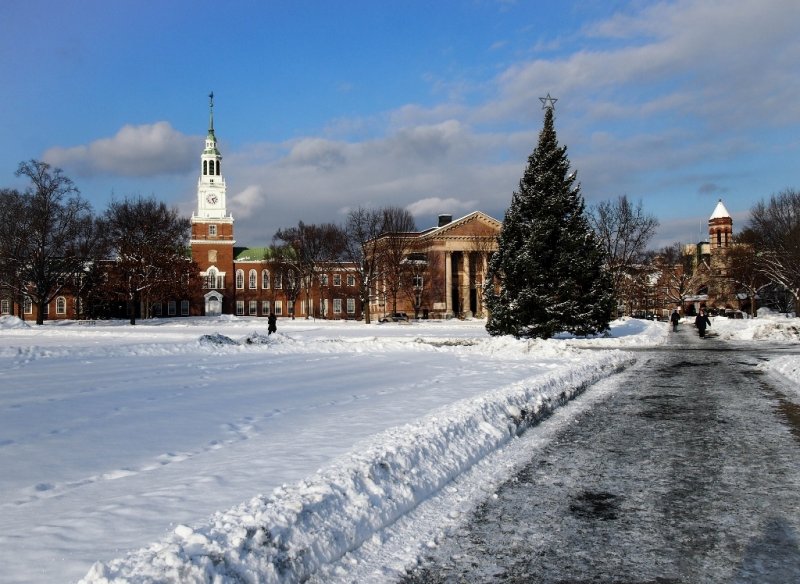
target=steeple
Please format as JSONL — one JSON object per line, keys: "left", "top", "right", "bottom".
{"left": 196, "top": 91, "right": 227, "bottom": 219}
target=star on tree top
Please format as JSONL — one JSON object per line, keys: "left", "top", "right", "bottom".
{"left": 539, "top": 93, "right": 558, "bottom": 110}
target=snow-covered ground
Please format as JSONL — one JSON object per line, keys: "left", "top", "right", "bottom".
{"left": 0, "top": 313, "right": 796, "bottom": 584}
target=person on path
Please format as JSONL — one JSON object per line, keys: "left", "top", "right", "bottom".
{"left": 670, "top": 309, "right": 680, "bottom": 332}
{"left": 694, "top": 309, "right": 711, "bottom": 338}
{"left": 268, "top": 312, "right": 277, "bottom": 335}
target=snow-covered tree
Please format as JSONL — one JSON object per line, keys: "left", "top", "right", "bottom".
{"left": 483, "top": 107, "right": 614, "bottom": 339}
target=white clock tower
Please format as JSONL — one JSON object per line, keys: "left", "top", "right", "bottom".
{"left": 197, "top": 92, "right": 228, "bottom": 218}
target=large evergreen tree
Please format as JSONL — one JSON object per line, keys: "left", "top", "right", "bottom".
{"left": 484, "top": 107, "right": 614, "bottom": 339}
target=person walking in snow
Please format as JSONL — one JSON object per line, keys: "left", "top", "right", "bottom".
{"left": 670, "top": 309, "right": 680, "bottom": 332}
{"left": 268, "top": 312, "right": 277, "bottom": 335}
{"left": 694, "top": 309, "right": 711, "bottom": 338}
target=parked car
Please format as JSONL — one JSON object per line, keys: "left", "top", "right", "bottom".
{"left": 380, "top": 312, "right": 409, "bottom": 323}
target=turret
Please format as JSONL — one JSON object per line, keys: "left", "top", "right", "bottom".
{"left": 708, "top": 199, "right": 732, "bottom": 250}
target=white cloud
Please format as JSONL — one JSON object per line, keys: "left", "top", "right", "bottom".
{"left": 43, "top": 122, "right": 197, "bottom": 177}
{"left": 406, "top": 197, "right": 478, "bottom": 217}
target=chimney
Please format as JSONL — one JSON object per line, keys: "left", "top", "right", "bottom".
{"left": 438, "top": 214, "right": 452, "bottom": 227}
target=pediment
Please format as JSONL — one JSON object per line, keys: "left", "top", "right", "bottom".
{"left": 423, "top": 211, "right": 501, "bottom": 240}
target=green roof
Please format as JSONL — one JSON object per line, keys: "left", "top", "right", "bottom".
{"left": 234, "top": 247, "right": 274, "bottom": 261}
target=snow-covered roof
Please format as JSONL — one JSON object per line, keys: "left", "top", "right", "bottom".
{"left": 710, "top": 199, "right": 731, "bottom": 220}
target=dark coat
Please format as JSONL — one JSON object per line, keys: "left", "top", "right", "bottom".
{"left": 670, "top": 311, "right": 680, "bottom": 324}
{"left": 694, "top": 313, "right": 711, "bottom": 331}
{"left": 267, "top": 314, "right": 277, "bottom": 334}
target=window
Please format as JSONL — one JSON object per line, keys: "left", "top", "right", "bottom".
{"left": 24, "top": 298, "right": 32, "bottom": 314}
{"left": 236, "top": 269, "right": 244, "bottom": 289}
{"left": 347, "top": 298, "right": 355, "bottom": 314}
{"left": 320, "top": 274, "right": 329, "bottom": 286}
{"left": 249, "top": 300, "right": 258, "bottom": 315}
{"left": 153, "top": 303, "right": 163, "bottom": 316}
{"left": 0, "top": 299, "right": 9, "bottom": 314}
{"left": 181, "top": 300, "right": 189, "bottom": 316}
{"left": 217, "top": 161, "right": 221, "bottom": 176}
{"left": 209, "top": 160, "right": 215, "bottom": 175}
{"left": 217, "top": 274, "right": 225, "bottom": 289}
{"left": 168, "top": 301, "right": 176, "bottom": 316}
{"left": 262, "top": 270, "right": 270, "bottom": 289}
{"left": 56, "top": 296, "right": 66, "bottom": 315}
{"left": 274, "top": 300, "right": 283, "bottom": 315}
{"left": 413, "top": 275, "right": 424, "bottom": 289}
{"left": 236, "top": 300, "right": 245, "bottom": 315}
{"left": 249, "top": 269, "right": 257, "bottom": 289}
{"left": 333, "top": 274, "right": 342, "bottom": 286}
{"left": 333, "top": 298, "right": 342, "bottom": 314}
{"left": 203, "top": 160, "right": 207, "bottom": 175}
{"left": 208, "top": 250, "right": 217, "bottom": 262}
{"left": 262, "top": 300, "right": 271, "bottom": 315}
{"left": 320, "top": 298, "right": 328, "bottom": 316}
{"left": 205, "top": 267, "right": 218, "bottom": 289}
{"left": 275, "top": 274, "right": 282, "bottom": 289}
{"left": 347, "top": 274, "right": 355, "bottom": 287}
{"left": 209, "top": 225, "right": 217, "bottom": 237}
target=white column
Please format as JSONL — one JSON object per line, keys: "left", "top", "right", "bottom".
{"left": 445, "top": 252, "right": 452, "bottom": 317}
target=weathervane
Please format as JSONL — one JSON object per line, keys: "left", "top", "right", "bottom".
{"left": 539, "top": 93, "right": 557, "bottom": 110}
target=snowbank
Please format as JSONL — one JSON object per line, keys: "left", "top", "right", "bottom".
{"left": 0, "top": 315, "right": 30, "bottom": 329}
{"left": 80, "top": 349, "right": 632, "bottom": 584}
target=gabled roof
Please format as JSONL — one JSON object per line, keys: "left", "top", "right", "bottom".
{"left": 710, "top": 199, "right": 731, "bottom": 220}
{"left": 420, "top": 211, "right": 501, "bottom": 239}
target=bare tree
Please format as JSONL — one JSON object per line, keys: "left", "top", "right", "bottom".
{"left": 13, "top": 160, "right": 99, "bottom": 325}
{"left": 728, "top": 229, "right": 767, "bottom": 317}
{"left": 343, "top": 207, "right": 385, "bottom": 324}
{"left": 0, "top": 188, "right": 31, "bottom": 319}
{"left": 590, "top": 195, "right": 659, "bottom": 315}
{"left": 747, "top": 188, "right": 800, "bottom": 313}
{"left": 377, "top": 207, "right": 417, "bottom": 316}
{"left": 102, "top": 195, "right": 198, "bottom": 325}
{"left": 269, "top": 242, "right": 303, "bottom": 319}
{"left": 273, "top": 221, "right": 345, "bottom": 319}
{"left": 656, "top": 242, "right": 703, "bottom": 310}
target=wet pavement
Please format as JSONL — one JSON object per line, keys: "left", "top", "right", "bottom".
{"left": 400, "top": 326, "right": 800, "bottom": 583}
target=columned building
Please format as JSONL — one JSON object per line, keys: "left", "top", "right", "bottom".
{"left": 369, "top": 212, "right": 501, "bottom": 319}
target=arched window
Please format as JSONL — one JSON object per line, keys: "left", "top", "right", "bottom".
{"left": 56, "top": 296, "right": 67, "bottom": 315}
{"left": 205, "top": 267, "right": 218, "bottom": 289}
{"left": 209, "top": 160, "right": 215, "bottom": 176}
{"left": 216, "top": 161, "right": 221, "bottom": 176}
{"left": 717, "top": 231, "right": 722, "bottom": 247}
{"left": 236, "top": 269, "right": 244, "bottom": 289}
{"left": 249, "top": 269, "right": 257, "bottom": 289}
{"left": 262, "top": 270, "right": 270, "bottom": 289}
{"left": 203, "top": 160, "right": 207, "bottom": 176}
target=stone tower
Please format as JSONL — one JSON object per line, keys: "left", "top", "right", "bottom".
{"left": 709, "top": 199, "right": 733, "bottom": 251}
{"left": 707, "top": 199, "right": 734, "bottom": 308}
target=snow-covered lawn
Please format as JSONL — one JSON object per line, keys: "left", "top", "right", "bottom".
{"left": 0, "top": 313, "right": 796, "bottom": 583}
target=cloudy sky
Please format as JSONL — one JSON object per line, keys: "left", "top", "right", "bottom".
{"left": 2, "top": 0, "right": 798, "bottom": 249}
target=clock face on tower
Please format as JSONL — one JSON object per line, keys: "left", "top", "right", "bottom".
{"left": 206, "top": 193, "right": 218, "bottom": 205}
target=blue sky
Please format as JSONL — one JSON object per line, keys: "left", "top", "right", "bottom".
{"left": 2, "top": 0, "right": 798, "bottom": 249}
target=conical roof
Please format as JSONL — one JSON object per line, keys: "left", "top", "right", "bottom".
{"left": 710, "top": 199, "right": 731, "bottom": 220}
